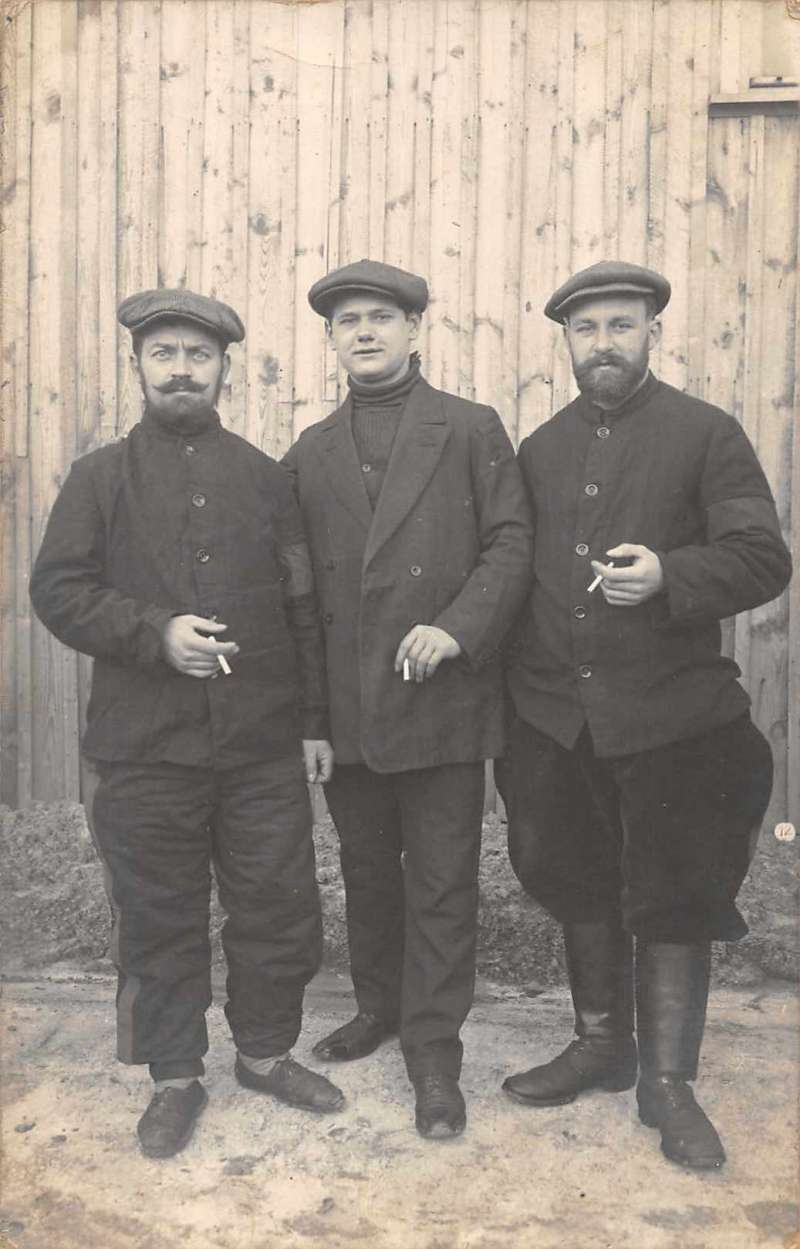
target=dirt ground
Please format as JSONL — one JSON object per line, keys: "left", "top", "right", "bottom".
{"left": 1, "top": 968, "right": 798, "bottom": 1249}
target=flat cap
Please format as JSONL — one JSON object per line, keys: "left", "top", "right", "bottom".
{"left": 117, "top": 288, "right": 245, "bottom": 345}
{"left": 544, "top": 261, "right": 671, "bottom": 323}
{"left": 308, "top": 259, "right": 429, "bottom": 318}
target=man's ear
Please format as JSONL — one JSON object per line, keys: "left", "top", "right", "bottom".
{"left": 130, "top": 353, "right": 141, "bottom": 381}
{"left": 221, "top": 352, "right": 231, "bottom": 383}
{"left": 649, "top": 318, "right": 663, "bottom": 347}
{"left": 407, "top": 311, "right": 421, "bottom": 342}
{"left": 324, "top": 319, "right": 333, "bottom": 340}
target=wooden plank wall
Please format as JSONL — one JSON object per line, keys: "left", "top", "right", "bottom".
{"left": 1, "top": 0, "right": 796, "bottom": 824}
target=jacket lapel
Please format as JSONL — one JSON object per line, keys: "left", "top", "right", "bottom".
{"left": 314, "top": 395, "right": 374, "bottom": 532}
{"left": 364, "top": 379, "right": 450, "bottom": 568}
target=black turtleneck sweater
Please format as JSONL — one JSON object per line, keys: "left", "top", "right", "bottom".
{"left": 348, "top": 354, "right": 421, "bottom": 508}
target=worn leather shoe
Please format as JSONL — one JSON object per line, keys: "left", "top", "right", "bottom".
{"left": 637, "top": 1076, "right": 726, "bottom": 1170}
{"left": 312, "top": 1012, "right": 396, "bottom": 1062}
{"left": 413, "top": 1072, "right": 466, "bottom": 1139}
{"left": 235, "top": 1055, "right": 344, "bottom": 1113}
{"left": 137, "top": 1081, "right": 208, "bottom": 1158}
{"left": 502, "top": 1036, "right": 638, "bottom": 1107}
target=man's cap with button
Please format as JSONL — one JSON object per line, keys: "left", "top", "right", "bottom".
{"left": 308, "top": 259, "right": 429, "bottom": 318}
{"left": 118, "top": 288, "right": 246, "bottom": 345}
{"left": 544, "top": 261, "right": 671, "bottom": 323}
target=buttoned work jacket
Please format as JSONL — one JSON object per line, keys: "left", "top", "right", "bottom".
{"left": 282, "top": 377, "right": 534, "bottom": 773}
{"left": 30, "top": 412, "right": 328, "bottom": 768}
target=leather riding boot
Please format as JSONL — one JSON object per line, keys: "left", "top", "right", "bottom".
{"left": 503, "top": 921, "right": 637, "bottom": 1106}
{"left": 636, "top": 940, "right": 725, "bottom": 1170}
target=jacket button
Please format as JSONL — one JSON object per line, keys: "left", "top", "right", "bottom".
{"left": 323, "top": 612, "right": 333, "bottom": 624}
{"left": 192, "top": 493, "right": 207, "bottom": 508}
{"left": 584, "top": 483, "right": 599, "bottom": 496}
{"left": 578, "top": 664, "right": 592, "bottom": 679}
{"left": 196, "top": 548, "right": 210, "bottom": 563}
{"left": 573, "top": 606, "right": 587, "bottom": 620}
{"left": 361, "top": 463, "right": 372, "bottom": 473}
{"left": 409, "top": 565, "right": 423, "bottom": 577}
{"left": 575, "top": 543, "right": 589, "bottom": 556}
{"left": 596, "top": 426, "right": 610, "bottom": 439}
{"left": 184, "top": 444, "right": 196, "bottom": 455}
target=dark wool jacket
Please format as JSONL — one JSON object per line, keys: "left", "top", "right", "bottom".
{"left": 508, "top": 372, "right": 792, "bottom": 757}
{"left": 283, "top": 376, "right": 534, "bottom": 773}
{"left": 30, "top": 410, "right": 328, "bottom": 767}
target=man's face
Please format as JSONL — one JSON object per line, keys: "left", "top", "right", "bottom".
{"left": 132, "top": 320, "right": 230, "bottom": 423}
{"left": 564, "top": 295, "right": 660, "bottom": 409}
{"left": 326, "top": 294, "right": 419, "bottom": 385}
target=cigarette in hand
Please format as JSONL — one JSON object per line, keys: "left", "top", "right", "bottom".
{"left": 217, "top": 654, "right": 232, "bottom": 676}
{"left": 403, "top": 658, "right": 411, "bottom": 682}
{"left": 587, "top": 560, "right": 615, "bottom": 593}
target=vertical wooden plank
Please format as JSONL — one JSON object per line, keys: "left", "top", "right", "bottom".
{"left": 339, "top": 0, "right": 373, "bottom": 267}
{"left": 368, "top": 0, "right": 389, "bottom": 261}
{"left": 570, "top": 0, "right": 607, "bottom": 270}
{"left": 8, "top": 1, "right": 33, "bottom": 806}
{"left": 230, "top": 0, "right": 251, "bottom": 433}
{"left": 647, "top": 0, "right": 670, "bottom": 378}
{"left": 736, "top": 114, "right": 797, "bottom": 832}
{"left": 97, "top": 1, "right": 119, "bottom": 450}
{"left": 718, "top": 0, "right": 744, "bottom": 93}
{"left": 602, "top": 0, "right": 623, "bottom": 263}
{"left": 618, "top": 0, "right": 653, "bottom": 267}
{"left": 659, "top": 0, "right": 694, "bottom": 390}
{"left": 789, "top": 164, "right": 800, "bottom": 827}
{"left": 456, "top": 0, "right": 479, "bottom": 400}
{"left": 410, "top": 0, "right": 435, "bottom": 375}
{"left": 76, "top": 0, "right": 102, "bottom": 461}
{"left": 0, "top": 4, "right": 21, "bottom": 806}
{"left": 551, "top": 0, "right": 577, "bottom": 413}
{"left": 472, "top": 0, "right": 511, "bottom": 420}
{"left": 499, "top": 0, "right": 527, "bottom": 445}
{"left": 517, "top": 0, "right": 560, "bottom": 441}
{"left": 117, "top": 0, "right": 161, "bottom": 436}
{"left": 247, "top": 0, "right": 299, "bottom": 454}
{"left": 384, "top": 0, "right": 416, "bottom": 270}
{"left": 686, "top": 0, "right": 712, "bottom": 396}
{"left": 158, "top": 0, "right": 206, "bottom": 290}
{"left": 28, "top": 0, "right": 80, "bottom": 801}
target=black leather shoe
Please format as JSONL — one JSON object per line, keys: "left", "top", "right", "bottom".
{"left": 502, "top": 1035, "right": 638, "bottom": 1107}
{"left": 312, "top": 1012, "right": 396, "bottom": 1062}
{"left": 637, "top": 1076, "right": 726, "bottom": 1170}
{"left": 137, "top": 1081, "right": 208, "bottom": 1158}
{"left": 234, "top": 1055, "right": 345, "bottom": 1113}
{"left": 413, "top": 1072, "right": 466, "bottom": 1139}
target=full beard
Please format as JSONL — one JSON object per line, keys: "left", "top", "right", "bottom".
{"left": 143, "top": 384, "right": 221, "bottom": 434}
{"left": 573, "top": 351, "right": 649, "bottom": 408}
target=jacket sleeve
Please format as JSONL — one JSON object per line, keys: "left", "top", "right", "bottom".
{"left": 660, "top": 414, "right": 792, "bottom": 623}
{"left": 433, "top": 407, "right": 534, "bottom": 668}
{"left": 29, "top": 457, "right": 174, "bottom": 665}
{"left": 271, "top": 466, "right": 330, "bottom": 741}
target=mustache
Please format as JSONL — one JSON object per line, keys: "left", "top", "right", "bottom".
{"left": 156, "top": 378, "right": 207, "bottom": 393}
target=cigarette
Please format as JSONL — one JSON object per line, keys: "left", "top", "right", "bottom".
{"left": 403, "top": 658, "right": 411, "bottom": 682}
{"left": 217, "top": 654, "right": 232, "bottom": 676}
{"left": 587, "top": 560, "right": 615, "bottom": 593}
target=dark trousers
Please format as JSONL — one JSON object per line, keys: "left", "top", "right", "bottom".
{"left": 324, "top": 761, "right": 484, "bottom": 1078}
{"left": 90, "top": 755, "right": 322, "bottom": 1080}
{"left": 503, "top": 714, "right": 773, "bottom": 943}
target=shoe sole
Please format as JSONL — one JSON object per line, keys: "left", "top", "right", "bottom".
{"left": 503, "top": 1077, "right": 635, "bottom": 1108}
{"left": 416, "top": 1119, "right": 466, "bottom": 1140}
{"left": 311, "top": 1033, "right": 395, "bottom": 1062}
{"left": 234, "top": 1063, "right": 344, "bottom": 1114}
{"left": 138, "top": 1087, "right": 208, "bottom": 1159}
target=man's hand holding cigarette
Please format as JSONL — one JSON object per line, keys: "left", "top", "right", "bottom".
{"left": 395, "top": 624, "right": 462, "bottom": 683}
{"left": 162, "top": 614, "right": 240, "bottom": 678}
{"left": 589, "top": 543, "right": 664, "bottom": 607}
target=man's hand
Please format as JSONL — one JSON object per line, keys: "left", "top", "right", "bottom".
{"left": 590, "top": 543, "right": 664, "bottom": 607}
{"left": 303, "top": 739, "right": 334, "bottom": 784}
{"left": 162, "top": 615, "right": 240, "bottom": 678}
{"left": 394, "top": 624, "right": 462, "bottom": 683}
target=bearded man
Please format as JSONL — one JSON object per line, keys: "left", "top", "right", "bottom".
{"left": 501, "top": 261, "right": 791, "bottom": 1171}
{"left": 30, "top": 289, "right": 344, "bottom": 1158}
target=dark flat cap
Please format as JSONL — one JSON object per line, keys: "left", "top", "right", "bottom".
{"left": 308, "top": 259, "right": 429, "bottom": 318}
{"left": 544, "top": 261, "right": 671, "bottom": 323}
{"left": 117, "top": 288, "right": 245, "bottom": 345}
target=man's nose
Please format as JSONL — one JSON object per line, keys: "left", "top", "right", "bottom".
{"left": 170, "top": 352, "right": 192, "bottom": 374}
{"left": 594, "top": 327, "right": 611, "bottom": 352}
{"left": 356, "top": 325, "right": 374, "bottom": 340}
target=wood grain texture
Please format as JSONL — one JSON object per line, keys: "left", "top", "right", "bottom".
{"left": 2, "top": 0, "right": 796, "bottom": 808}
